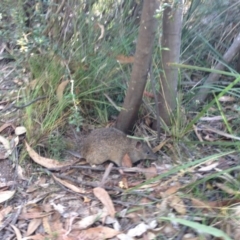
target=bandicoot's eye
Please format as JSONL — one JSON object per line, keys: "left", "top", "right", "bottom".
{"left": 147, "top": 151, "right": 150, "bottom": 155}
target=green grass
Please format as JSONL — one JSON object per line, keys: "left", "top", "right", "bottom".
{"left": 5, "top": 0, "right": 140, "bottom": 158}
{"left": 160, "top": 217, "right": 232, "bottom": 240}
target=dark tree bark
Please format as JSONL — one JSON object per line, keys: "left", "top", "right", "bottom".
{"left": 116, "top": 0, "right": 159, "bottom": 133}
{"left": 156, "top": 0, "right": 183, "bottom": 126}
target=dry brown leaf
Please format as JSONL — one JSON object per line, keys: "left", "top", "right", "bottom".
{"left": 27, "top": 177, "right": 47, "bottom": 193}
{"left": 13, "top": 79, "right": 23, "bottom": 85}
{"left": 147, "top": 232, "right": 157, "bottom": 240}
{"left": 24, "top": 233, "right": 72, "bottom": 240}
{"left": 164, "top": 184, "right": 182, "bottom": 196}
{"left": 38, "top": 176, "right": 47, "bottom": 185}
{"left": 0, "top": 123, "right": 15, "bottom": 133}
{"left": 13, "top": 136, "right": 19, "bottom": 150}
{"left": 161, "top": 223, "right": 179, "bottom": 238}
{"left": 26, "top": 218, "right": 42, "bottom": 236}
{"left": 19, "top": 211, "right": 52, "bottom": 220}
{"left": 118, "top": 180, "right": 126, "bottom": 189}
{"left": 215, "top": 183, "right": 240, "bottom": 195}
{"left": 200, "top": 116, "right": 225, "bottom": 121}
{"left": 83, "top": 196, "right": 91, "bottom": 203}
{"left": 26, "top": 185, "right": 39, "bottom": 193}
{"left": 168, "top": 195, "right": 186, "bottom": 215}
{"left": 0, "top": 190, "right": 15, "bottom": 203}
{"left": 61, "top": 233, "right": 77, "bottom": 240}
{"left": 0, "top": 135, "right": 11, "bottom": 154}
{"left": 209, "top": 199, "right": 240, "bottom": 208}
{"left": 153, "top": 139, "right": 169, "bottom": 153}
{"left": 43, "top": 216, "right": 51, "bottom": 235}
{"left": 191, "top": 198, "right": 214, "bottom": 212}
{"left": 156, "top": 199, "right": 169, "bottom": 216}
{"left": 17, "top": 165, "right": 27, "bottom": 180}
{"left": 200, "top": 125, "right": 240, "bottom": 141}
{"left": 51, "top": 212, "right": 63, "bottom": 233}
{"left": 0, "top": 206, "right": 12, "bottom": 223}
{"left": 125, "top": 212, "right": 141, "bottom": 222}
{"left": 115, "top": 54, "right": 134, "bottom": 64}
{"left": 182, "top": 233, "right": 200, "bottom": 240}
{"left": 93, "top": 187, "right": 116, "bottom": 217}
{"left": 15, "top": 126, "right": 27, "bottom": 135}
{"left": 198, "top": 162, "right": 219, "bottom": 172}
{"left": 73, "top": 210, "right": 108, "bottom": 230}
{"left": 193, "top": 124, "right": 203, "bottom": 142}
{"left": 138, "top": 181, "right": 160, "bottom": 189}
{"left": 144, "top": 116, "right": 152, "bottom": 127}
{"left": 11, "top": 224, "right": 22, "bottom": 240}
{"left": 52, "top": 174, "right": 85, "bottom": 193}
{"left": 25, "top": 141, "right": 78, "bottom": 170}
{"left": 56, "top": 80, "right": 70, "bottom": 101}
{"left": 42, "top": 204, "right": 53, "bottom": 213}
{"left": 122, "top": 153, "right": 132, "bottom": 167}
{"left": 204, "top": 134, "right": 215, "bottom": 142}
{"left": 0, "top": 152, "right": 7, "bottom": 159}
{"left": 127, "top": 221, "right": 157, "bottom": 237}
{"left": 143, "top": 91, "right": 154, "bottom": 98}
{"left": 219, "top": 96, "right": 235, "bottom": 102}
{"left": 96, "top": 23, "right": 105, "bottom": 40}
{"left": 23, "top": 233, "right": 72, "bottom": 240}
{"left": 22, "top": 233, "right": 46, "bottom": 240}
{"left": 75, "top": 226, "right": 120, "bottom": 240}
{"left": 142, "top": 166, "right": 158, "bottom": 179}
{"left": 27, "top": 79, "right": 38, "bottom": 90}
{"left": 27, "top": 206, "right": 42, "bottom": 213}
{"left": 120, "top": 175, "right": 129, "bottom": 189}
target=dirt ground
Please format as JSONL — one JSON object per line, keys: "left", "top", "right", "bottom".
{"left": 0, "top": 159, "right": 14, "bottom": 184}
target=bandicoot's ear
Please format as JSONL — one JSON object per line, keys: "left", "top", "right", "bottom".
{"left": 135, "top": 141, "right": 142, "bottom": 149}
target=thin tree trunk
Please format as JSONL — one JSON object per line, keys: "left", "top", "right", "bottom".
{"left": 115, "top": 0, "right": 159, "bottom": 133}
{"left": 192, "top": 32, "right": 240, "bottom": 106}
{"left": 157, "top": 0, "right": 183, "bottom": 126}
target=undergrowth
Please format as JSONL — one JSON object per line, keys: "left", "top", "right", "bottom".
{"left": 2, "top": 0, "right": 239, "bottom": 162}
{"left": 2, "top": 0, "right": 240, "bottom": 238}
{"left": 4, "top": 0, "right": 140, "bottom": 158}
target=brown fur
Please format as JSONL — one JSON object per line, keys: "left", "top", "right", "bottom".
{"left": 80, "top": 128, "right": 157, "bottom": 166}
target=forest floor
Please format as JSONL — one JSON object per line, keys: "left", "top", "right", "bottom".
{"left": 0, "top": 61, "right": 239, "bottom": 240}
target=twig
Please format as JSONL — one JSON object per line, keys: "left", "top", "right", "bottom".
{"left": 13, "top": 96, "right": 47, "bottom": 109}
{"left": 53, "top": 172, "right": 123, "bottom": 192}
{"left": 100, "top": 163, "right": 114, "bottom": 187}
{"left": 150, "top": 62, "right": 161, "bottom": 140}
{"left": 0, "top": 205, "right": 22, "bottom": 232}
{"left": 70, "top": 164, "right": 162, "bottom": 174}
{"left": 2, "top": 96, "right": 47, "bottom": 112}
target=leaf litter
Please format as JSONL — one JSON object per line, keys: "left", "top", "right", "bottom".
{"left": 0, "top": 120, "right": 240, "bottom": 239}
